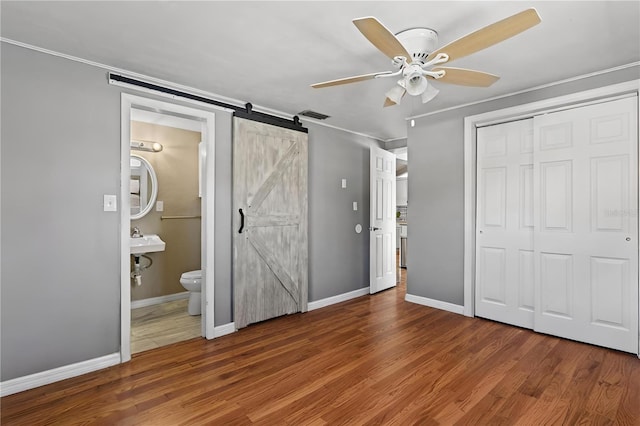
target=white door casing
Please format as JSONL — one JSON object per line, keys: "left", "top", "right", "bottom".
{"left": 370, "top": 147, "right": 397, "bottom": 294}
{"left": 120, "top": 94, "right": 216, "bottom": 362}
{"left": 475, "top": 119, "right": 535, "bottom": 329}
{"left": 532, "top": 97, "right": 638, "bottom": 353}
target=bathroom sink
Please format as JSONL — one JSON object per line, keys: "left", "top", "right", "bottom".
{"left": 130, "top": 234, "right": 166, "bottom": 255}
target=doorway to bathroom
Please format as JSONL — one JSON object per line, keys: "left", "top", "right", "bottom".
{"left": 120, "top": 94, "right": 216, "bottom": 362}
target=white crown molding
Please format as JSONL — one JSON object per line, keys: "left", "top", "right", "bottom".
{"left": 1, "top": 37, "right": 384, "bottom": 143}
{"left": 407, "top": 61, "right": 640, "bottom": 121}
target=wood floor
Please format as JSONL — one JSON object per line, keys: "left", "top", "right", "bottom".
{"left": 2, "top": 268, "right": 639, "bottom": 425}
{"left": 131, "top": 299, "right": 201, "bottom": 354}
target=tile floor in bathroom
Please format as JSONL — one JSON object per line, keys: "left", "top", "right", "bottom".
{"left": 131, "top": 299, "right": 201, "bottom": 354}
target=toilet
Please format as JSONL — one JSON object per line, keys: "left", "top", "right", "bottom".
{"left": 180, "top": 270, "right": 202, "bottom": 315}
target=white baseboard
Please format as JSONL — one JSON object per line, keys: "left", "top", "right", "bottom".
{"left": 308, "top": 287, "right": 369, "bottom": 311}
{"left": 213, "top": 322, "right": 236, "bottom": 338}
{"left": 131, "top": 291, "right": 189, "bottom": 309}
{"left": 0, "top": 353, "right": 120, "bottom": 397}
{"left": 405, "top": 293, "right": 465, "bottom": 315}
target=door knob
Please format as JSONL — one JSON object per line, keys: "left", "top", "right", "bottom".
{"left": 626, "top": 237, "right": 631, "bottom": 241}
{"left": 369, "top": 227, "right": 381, "bottom": 231}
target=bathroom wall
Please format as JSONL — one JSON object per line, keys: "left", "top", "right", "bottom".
{"left": 130, "top": 121, "right": 202, "bottom": 301}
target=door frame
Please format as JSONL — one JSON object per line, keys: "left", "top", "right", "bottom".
{"left": 120, "top": 94, "right": 216, "bottom": 362}
{"left": 463, "top": 80, "right": 640, "bottom": 350}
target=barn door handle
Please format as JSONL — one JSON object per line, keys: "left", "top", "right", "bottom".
{"left": 238, "top": 208, "right": 245, "bottom": 234}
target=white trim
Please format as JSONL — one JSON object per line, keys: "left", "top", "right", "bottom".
{"left": 300, "top": 117, "right": 384, "bottom": 144}
{"left": 1, "top": 38, "right": 385, "bottom": 143}
{"left": 111, "top": 76, "right": 384, "bottom": 144}
{"left": 405, "top": 293, "right": 465, "bottom": 315}
{"left": 463, "top": 80, "right": 640, "bottom": 320}
{"left": 307, "top": 288, "right": 369, "bottom": 311}
{"left": 474, "top": 93, "right": 637, "bottom": 129}
{"left": 110, "top": 79, "right": 235, "bottom": 114}
{"left": 130, "top": 292, "right": 189, "bottom": 310}
{"left": 213, "top": 322, "right": 237, "bottom": 338}
{"left": 0, "top": 353, "right": 119, "bottom": 397}
{"left": 409, "top": 62, "right": 640, "bottom": 121}
{"left": 121, "top": 94, "right": 216, "bottom": 362}
{"left": 111, "top": 77, "right": 384, "bottom": 143}
{"left": 120, "top": 96, "right": 132, "bottom": 362}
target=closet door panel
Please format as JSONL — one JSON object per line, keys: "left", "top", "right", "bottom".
{"left": 533, "top": 96, "right": 638, "bottom": 353}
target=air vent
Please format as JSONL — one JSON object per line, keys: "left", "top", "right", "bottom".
{"left": 298, "top": 110, "right": 330, "bottom": 120}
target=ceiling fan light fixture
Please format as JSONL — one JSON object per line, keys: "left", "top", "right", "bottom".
{"left": 405, "top": 74, "right": 429, "bottom": 96}
{"left": 385, "top": 84, "right": 406, "bottom": 105}
{"left": 421, "top": 84, "right": 440, "bottom": 104}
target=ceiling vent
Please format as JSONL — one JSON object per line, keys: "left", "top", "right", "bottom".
{"left": 298, "top": 110, "right": 330, "bottom": 120}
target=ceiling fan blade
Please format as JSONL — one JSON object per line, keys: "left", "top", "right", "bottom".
{"left": 353, "top": 17, "right": 412, "bottom": 61}
{"left": 311, "top": 71, "right": 391, "bottom": 88}
{"left": 432, "top": 67, "right": 500, "bottom": 87}
{"left": 426, "top": 8, "right": 541, "bottom": 63}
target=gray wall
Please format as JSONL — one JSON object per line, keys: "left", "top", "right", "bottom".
{"left": 307, "top": 123, "right": 380, "bottom": 301}
{"left": 407, "top": 65, "right": 640, "bottom": 306}
{"left": 1, "top": 44, "right": 122, "bottom": 381}
{"left": 0, "top": 42, "right": 379, "bottom": 381}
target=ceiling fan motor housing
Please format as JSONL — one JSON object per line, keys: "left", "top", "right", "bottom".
{"left": 395, "top": 28, "right": 438, "bottom": 63}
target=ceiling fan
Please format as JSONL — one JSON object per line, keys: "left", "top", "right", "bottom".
{"left": 311, "top": 8, "right": 541, "bottom": 107}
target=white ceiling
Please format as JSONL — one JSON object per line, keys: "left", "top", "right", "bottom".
{"left": 2, "top": 1, "right": 639, "bottom": 141}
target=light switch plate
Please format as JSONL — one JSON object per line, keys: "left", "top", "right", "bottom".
{"left": 156, "top": 201, "right": 164, "bottom": 212}
{"left": 353, "top": 201, "right": 358, "bottom": 211}
{"left": 103, "top": 194, "right": 117, "bottom": 212}
{"left": 341, "top": 179, "right": 347, "bottom": 189}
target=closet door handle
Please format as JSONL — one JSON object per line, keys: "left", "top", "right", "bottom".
{"left": 238, "top": 208, "right": 245, "bottom": 234}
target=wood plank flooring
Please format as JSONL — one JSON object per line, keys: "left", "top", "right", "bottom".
{"left": 2, "top": 267, "right": 639, "bottom": 425}
{"left": 131, "top": 299, "right": 201, "bottom": 354}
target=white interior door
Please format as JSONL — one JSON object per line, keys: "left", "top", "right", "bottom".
{"left": 533, "top": 97, "right": 638, "bottom": 353}
{"left": 475, "top": 119, "right": 535, "bottom": 329}
{"left": 370, "top": 147, "right": 396, "bottom": 293}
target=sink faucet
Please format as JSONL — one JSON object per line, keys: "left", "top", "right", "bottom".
{"left": 131, "top": 227, "right": 143, "bottom": 238}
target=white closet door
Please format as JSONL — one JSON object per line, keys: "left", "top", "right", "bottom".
{"left": 476, "top": 119, "right": 535, "bottom": 329}
{"left": 533, "top": 97, "right": 638, "bottom": 353}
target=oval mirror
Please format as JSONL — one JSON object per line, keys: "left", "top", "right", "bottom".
{"left": 130, "top": 154, "right": 158, "bottom": 220}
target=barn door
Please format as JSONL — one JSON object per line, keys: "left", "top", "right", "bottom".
{"left": 233, "top": 117, "right": 308, "bottom": 329}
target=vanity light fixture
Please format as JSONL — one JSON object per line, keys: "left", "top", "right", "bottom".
{"left": 131, "top": 140, "right": 163, "bottom": 152}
